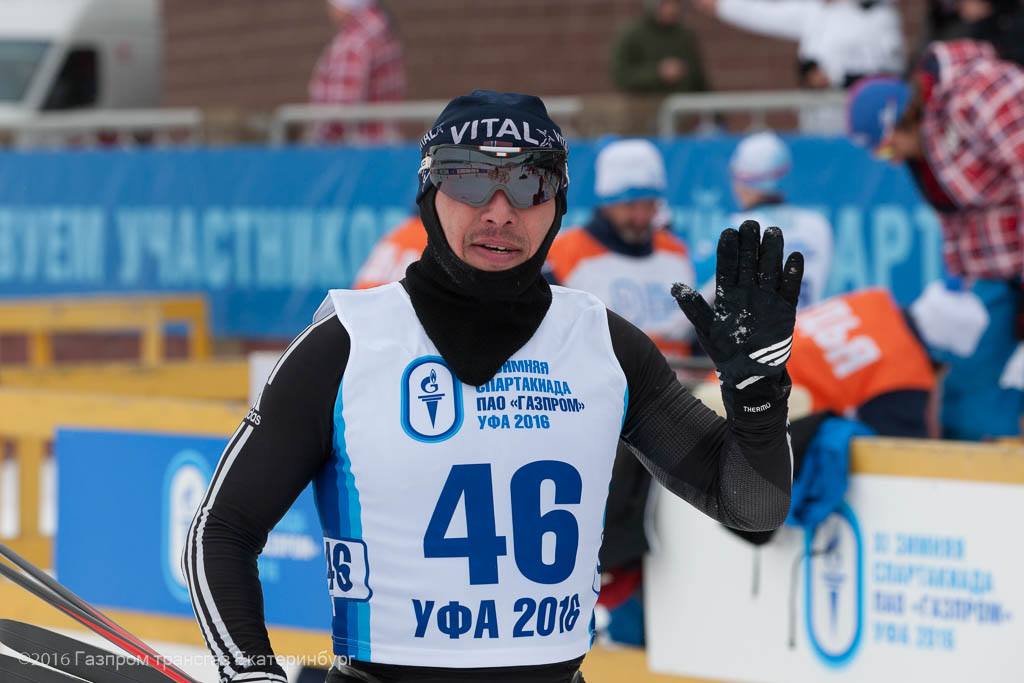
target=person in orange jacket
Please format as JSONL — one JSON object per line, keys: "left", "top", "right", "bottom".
{"left": 789, "top": 287, "right": 937, "bottom": 437}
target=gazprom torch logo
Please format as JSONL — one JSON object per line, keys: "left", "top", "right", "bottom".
{"left": 420, "top": 369, "right": 444, "bottom": 426}
{"left": 805, "top": 503, "right": 864, "bottom": 667}
{"left": 401, "top": 356, "right": 463, "bottom": 442}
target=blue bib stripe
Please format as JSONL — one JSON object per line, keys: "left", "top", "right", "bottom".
{"left": 319, "top": 384, "right": 372, "bottom": 660}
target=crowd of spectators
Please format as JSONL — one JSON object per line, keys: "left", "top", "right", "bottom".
{"left": 305, "top": 1, "right": 1024, "bottom": 141}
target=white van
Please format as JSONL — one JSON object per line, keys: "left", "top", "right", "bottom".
{"left": 0, "top": 0, "right": 160, "bottom": 116}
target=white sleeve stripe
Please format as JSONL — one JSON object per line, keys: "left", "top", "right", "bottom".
{"left": 181, "top": 420, "right": 249, "bottom": 680}
{"left": 755, "top": 343, "right": 793, "bottom": 365}
{"left": 185, "top": 519, "right": 237, "bottom": 680}
{"left": 749, "top": 335, "right": 793, "bottom": 360}
{"left": 193, "top": 424, "right": 255, "bottom": 669}
{"left": 197, "top": 422, "right": 246, "bottom": 508}
{"left": 786, "top": 421, "right": 794, "bottom": 483}
{"left": 768, "top": 349, "right": 792, "bottom": 366}
{"left": 184, "top": 424, "right": 255, "bottom": 677}
{"left": 735, "top": 375, "right": 765, "bottom": 390}
{"left": 266, "top": 315, "right": 335, "bottom": 387}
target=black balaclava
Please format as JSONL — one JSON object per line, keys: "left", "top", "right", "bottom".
{"left": 403, "top": 90, "right": 569, "bottom": 387}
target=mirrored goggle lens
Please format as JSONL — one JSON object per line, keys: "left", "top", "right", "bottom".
{"left": 426, "top": 148, "right": 565, "bottom": 209}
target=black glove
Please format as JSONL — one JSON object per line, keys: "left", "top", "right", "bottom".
{"left": 672, "top": 221, "right": 803, "bottom": 415}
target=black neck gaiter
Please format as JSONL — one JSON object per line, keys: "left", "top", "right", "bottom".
{"left": 403, "top": 187, "right": 565, "bottom": 387}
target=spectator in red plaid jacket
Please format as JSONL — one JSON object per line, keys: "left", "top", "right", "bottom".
{"left": 849, "top": 39, "right": 1024, "bottom": 438}
{"left": 308, "top": 0, "right": 406, "bottom": 143}
{"left": 884, "top": 40, "right": 1024, "bottom": 281}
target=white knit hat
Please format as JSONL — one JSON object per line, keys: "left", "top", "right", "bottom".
{"left": 729, "top": 131, "right": 792, "bottom": 193}
{"left": 594, "top": 138, "right": 667, "bottom": 205}
{"left": 909, "top": 279, "right": 990, "bottom": 359}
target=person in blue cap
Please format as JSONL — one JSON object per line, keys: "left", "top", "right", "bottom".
{"left": 183, "top": 90, "right": 803, "bottom": 683}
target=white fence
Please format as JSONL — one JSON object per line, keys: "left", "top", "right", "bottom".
{"left": 657, "top": 89, "right": 849, "bottom": 137}
{"left": 268, "top": 96, "right": 586, "bottom": 145}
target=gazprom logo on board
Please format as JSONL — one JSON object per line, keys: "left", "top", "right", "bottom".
{"left": 162, "top": 450, "right": 212, "bottom": 604}
{"left": 401, "top": 355, "right": 463, "bottom": 443}
{"left": 805, "top": 502, "right": 864, "bottom": 667}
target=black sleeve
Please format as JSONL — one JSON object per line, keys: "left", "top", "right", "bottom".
{"left": 183, "top": 314, "right": 349, "bottom": 683}
{"left": 609, "top": 310, "right": 792, "bottom": 532}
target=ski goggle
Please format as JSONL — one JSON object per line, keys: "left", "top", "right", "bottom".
{"left": 420, "top": 144, "right": 568, "bottom": 209}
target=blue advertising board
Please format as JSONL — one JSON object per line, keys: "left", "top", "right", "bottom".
{"left": 54, "top": 428, "right": 330, "bottom": 630}
{"left": 0, "top": 138, "right": 940, "bottom": 338}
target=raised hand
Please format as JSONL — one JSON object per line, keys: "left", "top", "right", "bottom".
{"left": 672, "top": 220, "right": 803, "bottom": 394}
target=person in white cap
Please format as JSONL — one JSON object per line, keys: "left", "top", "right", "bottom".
{"left": 308, "top": 0, "right": 406, "bottom": 143}
{"left": 546, "top": 138, "right": 697, "bottom": 358}
{"left": 729, "top": 131, "right": 833, "bottom": 308}
{"left": 544, "top": 138, "right": 697, "bottom": 647}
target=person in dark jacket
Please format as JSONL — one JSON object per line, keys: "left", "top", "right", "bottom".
{"left": 611, "top": 0, "right": 708, "bottom": 93}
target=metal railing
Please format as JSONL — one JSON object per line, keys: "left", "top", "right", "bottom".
{"left": 269, "top": 96, "right": 585, "bottom": 145}
{"left": 0, "top": 108, "right": 203, "bottom": 148}
{"left": 0, "top": 91, "right": 852, "bottom": 147}
{"left": 657, "top": 89, "right": 849, "bottom": 137}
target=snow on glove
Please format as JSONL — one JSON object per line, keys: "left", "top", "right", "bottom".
{"left": 672, "top": 220, "right": 803, "bottom": 414}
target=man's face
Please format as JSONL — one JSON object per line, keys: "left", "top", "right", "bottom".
{"left": 435, "top": 189, "right": 556, "bottom": 271}
{"left": 656, "top": 0, "right": 683, "bottom": 24}
{"left": 601, "top": 199, "right": 660, "bottom": 244}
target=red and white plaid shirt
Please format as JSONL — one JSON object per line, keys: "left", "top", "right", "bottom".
{"left": 920, "top": 41, "right": 1024, "bottom": 281}
{"left": 308, "top": 6, "right": 406, "bottom": 143}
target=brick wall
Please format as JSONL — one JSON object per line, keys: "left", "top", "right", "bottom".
{"left": 164, "top": 0, "right": 928, "bottom": 111}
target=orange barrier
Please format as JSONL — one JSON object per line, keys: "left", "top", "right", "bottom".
{"left": 0, "top": 295, "right": 212, "bottom": 367}
{"left": 0, "top": 359, "right": 249, "bottom": 401}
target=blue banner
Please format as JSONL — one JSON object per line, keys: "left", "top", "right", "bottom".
{"left": 55, "top": 429, "right": 329, "bottom": 630}
{"left": 0, "top": 139, "right": 941, "bottom": 338}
